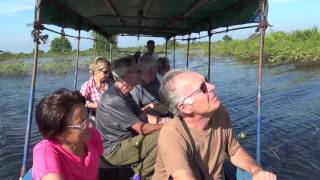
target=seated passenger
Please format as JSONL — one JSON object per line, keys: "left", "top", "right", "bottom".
{"left": 32, "top": 88, "right": 103, "bottom": 180}
{"left": 96, "top": 56, "right": 162, "bottom": 179}
{"left": 131, "top": 55, "right": 169, "bottom": 120}
{"left": 152, "top": 69, "right": 276, "bottom": 180}
{"left": 80, "top": 56, "right": 114, "bottom": 110}
{"left": 134, "top": 51, "right": 141, "bottom": 61}
{"left": 131, "top": 55, "right": 161, "bottom": 108}
{"left": 156, "top": 57, "right": 170, "bottom": 81}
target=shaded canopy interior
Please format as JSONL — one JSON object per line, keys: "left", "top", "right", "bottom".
{"left": 39, "top": 0, "right": 260, "bottom": 39}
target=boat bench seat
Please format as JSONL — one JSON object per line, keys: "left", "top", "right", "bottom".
{"left": 99, "top": 158, "right": 134, "bottom": 179}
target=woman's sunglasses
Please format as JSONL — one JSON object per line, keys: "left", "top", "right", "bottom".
{"left": 67, "top": 117, "right": 90, "bottom": 130}
{"left": 100, "top": 69, "right": 111, "bottom": 74}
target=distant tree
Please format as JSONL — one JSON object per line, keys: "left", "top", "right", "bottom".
{"left": 38, "top": 50, "right": 46, "bottom": 55}
{"left": 222, "top": 35, "right": 233, "bottom": 42}
{"left": 49, "top": 36, "right": 72, "bottom": 53}
{"left": 91, "top": 31, "right": 118, "bottom": 56}
{"left": 94, "top": 32, "right": 106, "bottom": 55}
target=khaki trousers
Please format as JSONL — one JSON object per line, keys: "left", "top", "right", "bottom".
{"left": 103, "top": 132, "right": 159, "bottom": 179}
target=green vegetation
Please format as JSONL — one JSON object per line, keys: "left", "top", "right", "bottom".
{"left": 39, "top": 60, "right": 74, "bottom": 74}
{"left": 0, "top": 51, "right": 33, "bottom": 61}
{"left": 0, "top": 62, "right": 30, "bottom": 76}
{"left": 212, "top": 28, "right": 320, "bottom": 65}
{"left": 1, "top": 28, "right": 319, "bottom": 76}
{"left": 122, "top": 28, "right": 320, "bottom": 66}
{"left": 92, "top": 32, "right": 118, "bottom": 57}
{"left": 49, "top": 36, "right": 72, "bottom": 53}
{"left": 0, "top": 58, "right": 83, "bottom": 76}
{"left": 0, "top": 48, "right": 104, "bottom": 76}
{"left": 222, "top": 35, "right": 233, "bottom": 42}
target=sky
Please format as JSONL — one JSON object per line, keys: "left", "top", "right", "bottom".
{"left": 0, "top": 0, "right": 319, "bottom": 53}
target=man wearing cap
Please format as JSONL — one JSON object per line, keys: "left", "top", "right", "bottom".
{"left": 152, "top": 69, "right": 276, "bottom": 180}
{"left": 96, "top": 56, "right": 162, "bottom": 179}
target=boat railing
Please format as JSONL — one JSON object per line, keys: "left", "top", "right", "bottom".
{"left": 19, "top": 0, "right": 269, "bottom": 179}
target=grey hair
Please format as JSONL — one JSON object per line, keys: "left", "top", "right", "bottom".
{"left": 89, "top": 56, "right": 111, "bottom": 75}
{"left": 160, "top": 69, "right": 192, "bottom": 115}
{"left": 112, "top": 55, "right": 137, "bottom": 80}
{"left": 157, "top": 57, "right": 170, "bottom": 74}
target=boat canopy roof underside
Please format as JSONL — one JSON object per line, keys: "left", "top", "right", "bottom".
{"left": 39, "top": 0, "right": 260, "bottom": 39}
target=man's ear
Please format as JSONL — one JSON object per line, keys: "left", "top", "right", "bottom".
{"left": 177, "top": 102, "right": 192, "bottom": 115}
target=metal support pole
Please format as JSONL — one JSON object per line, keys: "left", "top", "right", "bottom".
{"left": 186, "top": 35, "right": 190, "bottom": 68}
{"left": 207, "top": 31, "right": 212, "bottom": 82}
{"left": 256, "top": 0, "right": 267, "bottom": 165}
{"left": 94, "top": 32, "right": 97, "bottom": 57}
{"left": 173, "top": 37, "right": 176, "bottom": 69}
{"left": 73, "top": 30, "right": 81, "bottom": 90}
{"left": 165, "top": 39, "right": 168, "bottom": 58}
{"left": 105, "top": 39, "right": 107, "bottom": 57}
{"left": 109, "top": 42, "right": 112, "bottom": 62}
{"left": 20, "top": 0, "right": 40, "bottom": 178}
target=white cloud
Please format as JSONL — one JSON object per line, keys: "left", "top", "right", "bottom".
{"left": 0, "top": 0, "right": 34, "bottom": 15}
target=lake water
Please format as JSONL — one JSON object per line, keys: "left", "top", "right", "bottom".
{"left": 0, "top": 54, "right": 319, "bottom": 179}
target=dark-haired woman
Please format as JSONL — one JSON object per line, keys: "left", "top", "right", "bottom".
{"left": 32, "top": 89, "right": 103, "bottom": 180}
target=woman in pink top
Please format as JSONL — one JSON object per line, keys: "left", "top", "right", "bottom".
{"left": 32, "top": 88, "right": 103, "bottom": 180}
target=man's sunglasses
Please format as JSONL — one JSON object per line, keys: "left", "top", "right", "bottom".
{"left": 181, "top": 82, "right": 208, "bottom": 103}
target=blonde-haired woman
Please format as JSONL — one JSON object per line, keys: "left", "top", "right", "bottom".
{"left": 80, "top": 57, "right": 114, "bottom": 110}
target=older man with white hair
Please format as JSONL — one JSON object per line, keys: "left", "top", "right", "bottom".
{"left": 152, "top": 69, "right": 276, "bottom": 180}
{"left": 131, "top": 55, "right": 161, "bottom": 107}
{"left": 131, "top": 55, "right": 170, "bottom": 121}
{"left": 96, "top": 56, "right": 162, "bottom": 179}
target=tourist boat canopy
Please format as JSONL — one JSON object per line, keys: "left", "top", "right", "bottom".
{"left": 38, "top": 0, "right": 261, "bottom": 38}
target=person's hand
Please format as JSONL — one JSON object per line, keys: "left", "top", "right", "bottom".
{"left": 158, "top": 117, "right": 172, "bottom": 124}
{"left": 139, "top": 113, "right": 148, "bottom": 123}
{"left": 252, "top": 169, "right": 276, "bottom": 180}
{"left": 141, "top": 103, "right": 155, "bottom": 112}
{"left": 146, "top": 114, "right": 158, "bottom": 124}
{"left": 141, "top": 103, "right": 168, "bottom": 114}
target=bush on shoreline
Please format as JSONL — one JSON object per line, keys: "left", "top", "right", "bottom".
{"left": 214, "top": 28, "right": 320, "bottom": 65}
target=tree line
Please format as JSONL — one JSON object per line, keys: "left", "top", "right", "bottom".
{"left": 1, "top": 28, "right": 320, "bottom": 66}
{"left": 49, "top": 32, "right": 118, "bottom": 55}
